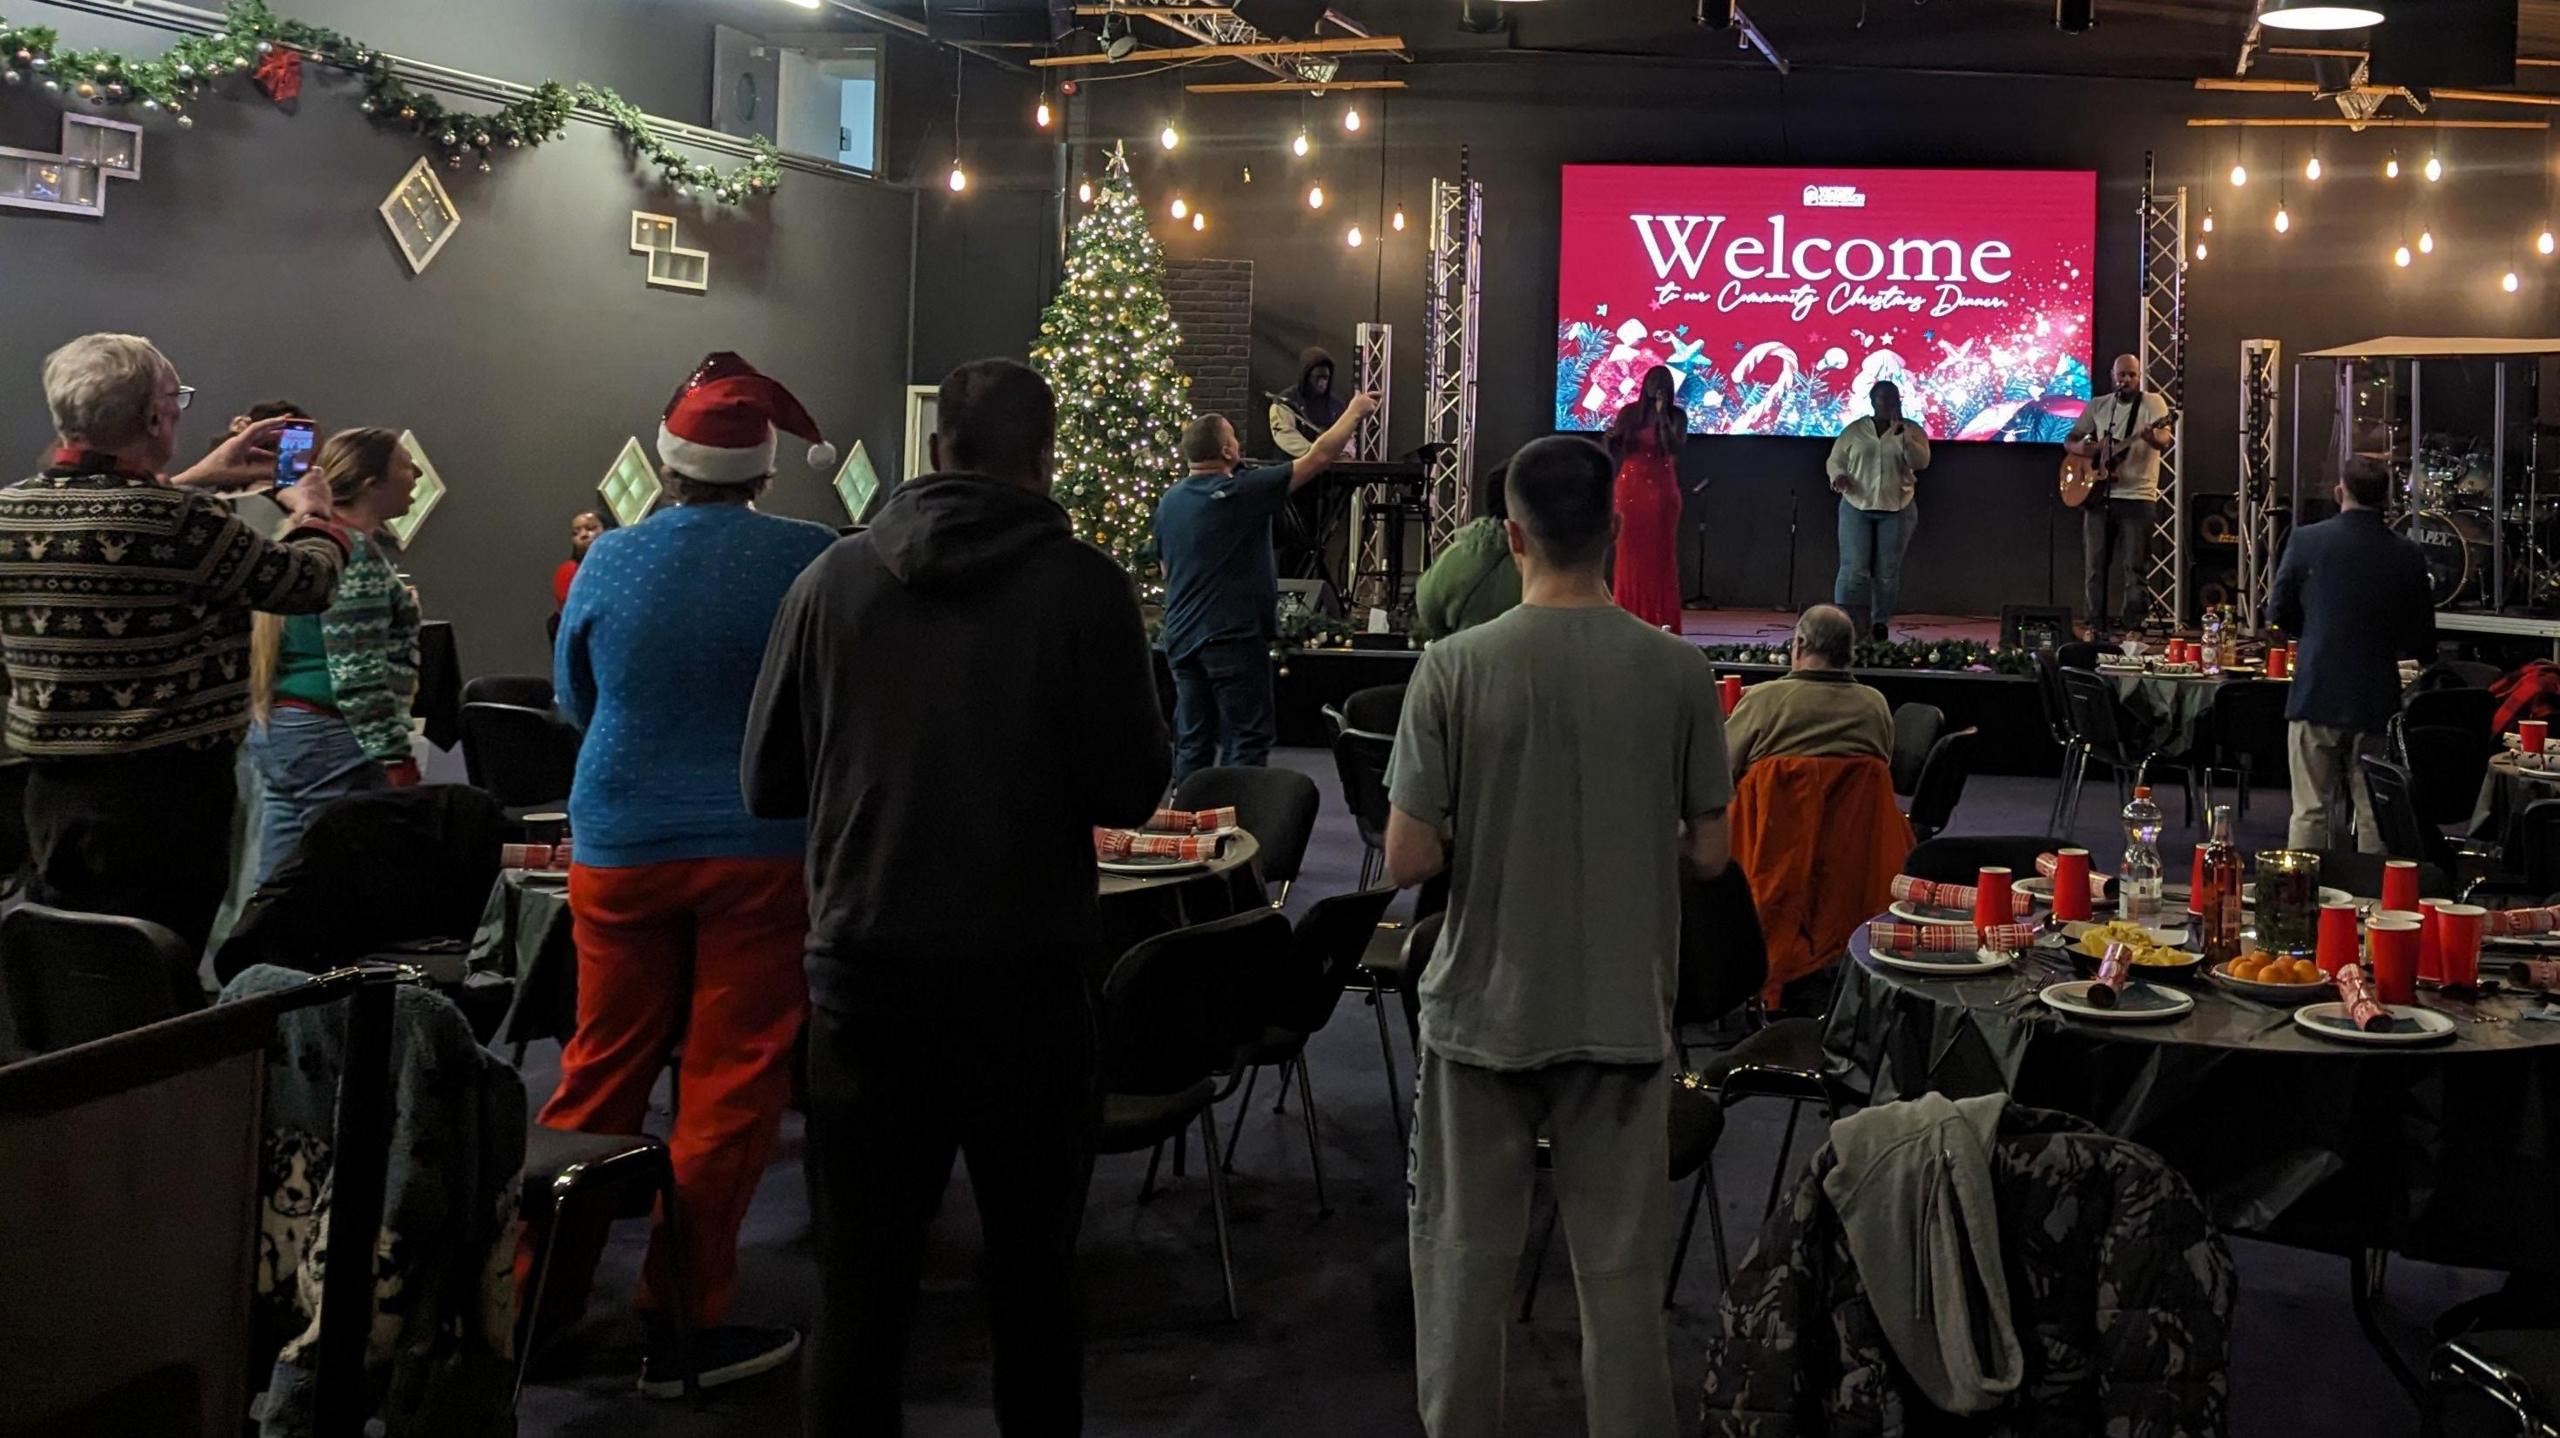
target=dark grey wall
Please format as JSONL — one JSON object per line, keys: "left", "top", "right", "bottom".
{"left": 3, "top": 3, "right": 917, "bottom": 678}
{"left": 1083, "top": 59, "right": 2560, "bottom": 618}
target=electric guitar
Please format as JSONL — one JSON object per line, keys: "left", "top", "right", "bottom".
{"left": 2059, "top": 407, "right": 2178, "bottom": 508}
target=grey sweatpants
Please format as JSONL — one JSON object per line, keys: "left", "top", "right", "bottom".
{"left": 1409, "top": 1050, "right": 1676, "bottom": 1438}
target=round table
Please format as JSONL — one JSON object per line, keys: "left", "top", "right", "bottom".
{"left": 1094, "top": 831, "right": 1266, "bottom": 985}
{"left": 2100, "top": 669, "right": 2245, "bottom": 758}
{"left": 1823, "top": 920, "right": 2560, "bottom": 1274}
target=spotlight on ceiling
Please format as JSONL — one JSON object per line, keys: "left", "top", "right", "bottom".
{"left": 2256, "top": 0, "right": 2385, "bottom": 29}
{"left": 1105, "top": 30, "right": 1139, "bottom": 59}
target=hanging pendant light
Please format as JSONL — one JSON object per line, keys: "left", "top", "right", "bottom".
{"left": 2540, "top": 229, "right": 2556, "bottom": 255}
{"left": 2201, "top": 209, "right": 2216, "bottom": 234}
{"left": 1159, "top": 121, "right": 1180, "bottom": 150}
{"left": 2395, "top": 242, "right": 2413, "bottom": 267}
{"left": 1035, "top": 93, "right": 1053, "bottom": 129}
{"left": 2275, "top": 205, "right": 2291, "bottom": 234}
{"left": 1391, "top": 204, "right": 1407, "bottom": 232}
{"left": 2420, "top": 227, "right": 2436, "bottom": 254}
{"left": 1342, "top": 103, "right": 1362, "bottom": 132}
{"left": 1191, "top": 211, "right": 1206, "bottom": 232}
{"left": 2506, "top": 269, "right": 2523, "bottom": 293}
{"left": 1292, "top": 129, "right": 1311, "bottom": 158}
{"left": 1347, "top": 223, "right": 1364, "bottom": 247}
{"left": 1170, "top": 196, "right": 1188, "bottom": 220}
{"left": 2386, "top": 149, "right": 2401, "bottom": 179}
{"left": 2426, "top": 151, "right": 2445, "bottom": 182}
{"left": 2306, "top": 152, "right": 2323, "bottom": 181}
{"left": 1308, "top": 183, "right": 1325, "bottom": 209}
{"left": 1077, "top": 178, "right": 1093, "bottom": 204}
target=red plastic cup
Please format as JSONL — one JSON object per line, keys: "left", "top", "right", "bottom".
{"left": 2524, "top": 719, "right": 2550, "bottom": 755}
{"left": 2188, "top": 848, "right": 2206, "bottom": 916}
{"left": 2379, "top": 859, "right": 2421, "bottom": 915}
{"left": 2267, "top": 645, "right": 2290, "bottom": 679}
{"left": 1975, "top": 867, "right": 2015, "bottom": 929}
{"left": 2419, "top": 897, "right": 2453, "bottom": 984}
{"left": 2052, "top": 848, "right": 2093, "bottom": 923}
{"left": 1718, "top": 674, "right": 1743, "bottom": 715}
{"left": 2315, "top": 900, "right": 2361, "bottom": 976}
{"left": 2368, "top": 911, "right": 2424, "bottom": 1006}
{"left": 2437, "top": 903, "right": 2488, "bottom": 990}
{"left": 2165, "top": 638, "right": 2186, "bottom": 664}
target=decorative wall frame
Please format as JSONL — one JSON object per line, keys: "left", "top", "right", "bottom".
{"left": 831, "top": 442, "right": 881, "bottom": 524}
{"left": 0, "top": 113, "right": 142, "bottom": 218}
{"left": 378, "top": 158, "right": 459, "bottom": 274}
{"left": 387, "top": 430, "right": 446, "bottom": 544}
{"left": 630, "top": 211, "right": 709, "bottom": 292}
{"left": 902, "top": 385, "right": 939, "bottom": 484}
{"left": 597, "top": 437, "right": 659, "bottom": 529}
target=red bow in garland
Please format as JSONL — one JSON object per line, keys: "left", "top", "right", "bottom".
{"left": 251, "top": 45, "right": 303, "bottom": 103}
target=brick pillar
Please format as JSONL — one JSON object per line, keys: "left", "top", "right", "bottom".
{"left": 1164, "top": 258, "right": 1254, "bottom": 437}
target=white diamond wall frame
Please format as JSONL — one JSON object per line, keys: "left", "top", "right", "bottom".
{"left": 379, "top": 158, "right": 460, "bottom": 274}
{"left": 832, "top": 442, "right": 881, "bottom": 524}
{"left": 387, "top": 431, "right": 447, "bottom": 545}
{"left": 630, "top": 211, "right": 709, "bottom": 292}
{"left": 0, "top": 113, "right": 141, "bottom": 218}
{"left": 598, "top": 437, "right": 659, "bottom": 529}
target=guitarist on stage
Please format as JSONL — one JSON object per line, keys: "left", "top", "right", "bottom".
{"left": 2066, "top": 353, "right": 2176, "bottom": 638}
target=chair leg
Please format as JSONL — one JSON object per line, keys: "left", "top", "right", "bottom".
{"left": 1223, "top": 1067, "right": 1261, "bottom": 1174}
{"left": 1704, "top": 1158, "right": 1732, "bottom": 1288}
{"left": 1199, "top": 1109, "right": 1241, "bottom": 1321}
{"left": 2061, "top": 745, "right": 2090, "bottom": 834}
{"left": 1294, "top": 1056, "right": 1330, "bottom": 1218}
{"left": 1665, "top": 1167, "right": 1711, "bottom": 1309}
{"left": 1373, "top": 993, "right": 1408, "bottom": 1153}
{"left": 1138, "top": 1140, "right": 1165, "bottom": 1204}
{"left": 511, "top": 1191, "right": 563, "bottom": 1408}
{"left": 1517, "top": 1199, "right": 1561, "bottom": 1324}
{"left": 1173, "top": 1128, "right": 1187, "bottom": 1179}
{"left": 1762, "top": 1100, "right": 1805, "bottom": 1220}
{"left": 1272, "top": 1056, "right": 1292, "bottom": 1115}
{"left": 655, "top": 1161, "right": 703, "bottom": 1409}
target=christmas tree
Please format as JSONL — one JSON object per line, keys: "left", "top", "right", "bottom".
{"left": 1033, "top": 143, "right": 1190, "bottom": 587}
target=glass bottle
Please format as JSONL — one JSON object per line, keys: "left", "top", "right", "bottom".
{"left": 2199, "top": 606, "right": 2224, "bottom": 675}
{"left": 2121, "top": 784, "right": 2164, "bottom": 923}
{"left": 2198, "top": 804, "right": 2245, "bottom": 965}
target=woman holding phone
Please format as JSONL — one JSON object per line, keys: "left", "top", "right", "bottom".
{"left": 245, "top": 427, "right": 424, "bottom": 880}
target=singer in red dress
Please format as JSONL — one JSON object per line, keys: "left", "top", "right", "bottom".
{"left": 1604, "top": 365, "right": 1687, "bottom": 632}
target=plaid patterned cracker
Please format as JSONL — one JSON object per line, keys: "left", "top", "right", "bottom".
{"left": 2489, "top": 906, "right": 2560, "bottom": 937}
{"left": 1146, "top": 807, "right": 1239, "bottom": 835}
{"left": 2035, "top": 851, "right": 2117, "bottom": 901}
{"left": 1095, "top": 828, "right": 1228, "bottom": 862}
{"left": 1890, "top": 874, "right": 2025, "bottom": 921}
{"left": 1872, "top": 921, "right": 2037, "bottom": 953}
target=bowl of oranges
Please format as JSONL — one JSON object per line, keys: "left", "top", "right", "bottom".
{"left": 2214, "top": 951, "right": 2332, "bottom": 1003}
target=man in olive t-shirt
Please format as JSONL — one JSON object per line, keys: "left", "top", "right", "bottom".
{"left": 1386, "top": 436, "right": 1732, "bottom": 1438}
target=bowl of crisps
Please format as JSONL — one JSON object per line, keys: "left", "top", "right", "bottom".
{"left": 2213, "top": 951, "right": 2331, "bottom": 1003}
{"left": 2067, "top": 919, "right": 2203, "bottom": 980}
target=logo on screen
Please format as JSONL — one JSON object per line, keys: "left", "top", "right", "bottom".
{"left": 1801, "top": 185, "right": 1866, "bottom": 208}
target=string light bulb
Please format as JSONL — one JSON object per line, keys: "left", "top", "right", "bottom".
{"left": 1343, "top": 104, "right": 1362, "bottom": 132}
{"left": 2201, "top": 209, "right": 2215, "bottom": 234}
{"left": 2541, "top": 229, "right": 2557, "bottom": 255}
{"left": 1077, "top": 179, "right": 1093, "bottom": 204}
{"left": 2195, "top": 241, "right": 2209, "bottom": 260}
{"left": 2386, "top": 150, "right": 2401, "bottom": 179}
{"left": 2425, "top": 151, "right": 2443, "bottom": 182}
{"left": 1035, "top": 94, "right": 1052, "bottom": 128}
{"left": 2395, "top": 243, "right": 2413, "bottom": 267}
{"left": 1170, "top": 196, "right": 1188, "bottom": 220}
{"left": 1292, "top": 129, "right": 1310, "bottom": 157}
{"left": 1308, "top": 183, "right": 1325, "bottom": 209}
{"left": 1391, "top": 205, "right": 1407, "bottom": 232}
{"left": 2306, "top": 153, "right": 2322, "bottom": 181}
{"left": 2506, "top": 269, "right": 2522, "bottom": 293}
{"left": 2420, "top": 227, "right": 2436, "bottom": 254}
{"left": 947, "top": 160, "right": 967, "bottom": 193}
{"left": 1347, "top": 223, "right": 1363, "bottom": 247}
{"left": 2275, "top": 205, "right": 2291, "bottom": 234}
{"left": 2230, "top": 161, "right": 2247, "bottom": 187}
{"left": 1159, "top": 122, "right": 1180, "bottom": 150}
{"left": 1191, "top": 211, "right": 1205, "bottom": 232}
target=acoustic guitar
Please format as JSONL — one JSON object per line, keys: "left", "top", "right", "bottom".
{"left": 2059, "top": 407, "right": 2178, "bottom": 508}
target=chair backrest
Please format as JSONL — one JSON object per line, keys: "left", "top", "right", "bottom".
{"left": 1677, "top": 866, "right": 1768, "bottom": 1029}
{"left": 2441, "top": 659, "right": 2504, "bottom": 690}
{"left": 1172, "top": 766, "right": 1322, "bottom": 888}
{"left": 0, "top": 759, "right": 31, "bottom": 896}
{"left": 459, "top": 674, "right": 555, "bottom": 711}
{"left": 1339, "top": 683, "right": 1408, "bottom": 738}
{"left": 2060, "top": 667, "right": 2137, "bottom": 765}
{"left": 460, "top": 702, "right": 582, "bottom": 809}
{"left": 2207, "top": 679, "right": 2292, "bottom": 766}
{"left": 1099, "top": 908, "right": 1288, "bottom": 1098}
{"left": 1888, "top": 702, "right": 1944, "bottom": 798}
{"left": 2054, "top": 641, "right": 2102, "bottom": 673}
{"left": 0, "top": 903, "right": 200, "bottom": 1057}
{"left": 2403, "top": 723, "right": 2494, "bottom": 827}
{"left": 2520, "top": 799, "right": 2560, "bottom": 894}
{"left": 2031, "top": 651, "right": 2078, "bottom": 748}
{"left": 2404, "top": 686, "right": 2497, "bottom": 740}
{"left": 1906, "top": 727, "right": 1978, "bottom": 842}
{"left": 2358, "top": 753, "right": 2453, "bottom": 871}
{"left": 1331, "top": 730, "right": 1395, "bottom": 849}
{"left": 1277, "top": 886, "right": 1400, "bottom": 1035}
{"left": 1905, "top": 834, "right": 2072, "bottom": 884}
{"left": 212, "top": 786, "right": 510, "bottom": 985}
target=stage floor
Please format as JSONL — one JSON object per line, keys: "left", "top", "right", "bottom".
{"left": 1671, "top": 607, "right": 2001, "bottom": 647}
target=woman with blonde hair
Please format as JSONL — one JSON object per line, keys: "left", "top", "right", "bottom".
{"left": 246, "top": 426, "right": 422, "bottom": 880}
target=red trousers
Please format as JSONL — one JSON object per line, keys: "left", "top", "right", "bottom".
{"left": 529, "top": 855, "right": 808, "bottom": 1328}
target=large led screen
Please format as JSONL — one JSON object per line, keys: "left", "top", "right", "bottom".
{"left": 1556, "top": 164, "right": 2095, "bottom": 441}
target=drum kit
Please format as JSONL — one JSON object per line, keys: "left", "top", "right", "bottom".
{"left": 2391, "top": 441, "right": 2560, "bottom": 609}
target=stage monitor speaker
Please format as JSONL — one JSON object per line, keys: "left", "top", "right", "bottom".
{"left": 2368, "top": 0, "right": 2515, "bottom": 88}
{"left": 1277, "top": 577, "right": 1345, "bottom": 619}
{"left": 2054, "top": 0, "right": 2095, "bottom": 33}
{"left": 924, "top": 0, "right": 1058, "bottom": 45}
{"left": 1232, "top": 0, "right": 1330, "bottom": 38}
{"left": 2001, "top": 604, "right": 2075, "bottom": 652}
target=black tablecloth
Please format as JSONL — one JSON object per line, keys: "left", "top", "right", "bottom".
{"left": 1825, "top": 925, "right": 2560, "bottom": 1272}
{"left": 415, "top": 620, "right": 461, "bottom": 751}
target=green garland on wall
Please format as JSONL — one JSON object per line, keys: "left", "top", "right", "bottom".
{"left": 1700, "top": 639, "right": 2038, "bottom": 675}
{"left": 0, "top": 0, "right": 781, "bottom": 202}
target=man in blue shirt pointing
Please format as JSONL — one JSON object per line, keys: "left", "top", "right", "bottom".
{"left": 1154, "top": 388, "right": 1375, "bottom": 783}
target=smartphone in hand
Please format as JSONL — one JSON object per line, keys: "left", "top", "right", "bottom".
{"left": 274, "top": 420, "right": 317, "bottom": 487}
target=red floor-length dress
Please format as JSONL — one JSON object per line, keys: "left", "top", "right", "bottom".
{"left": 1612, "top": 426, "right": 1684, "bottom": 631}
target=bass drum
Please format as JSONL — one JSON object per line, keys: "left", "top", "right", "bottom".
{"left": 2396, "top": 509, "right": 2492, "bottom": 606}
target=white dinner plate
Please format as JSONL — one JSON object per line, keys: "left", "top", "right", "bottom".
{"left": 1869, "top": 946, "right": 2014, "bottom": 977}
{"left": 1888, "top": 900, "right": 1996, "bottom": 927}
{"left": 2039, "top": 980, "right": 2195, "bottom": 1023}
{"left": 2015, "top": 876, "right": 2118, "bottom": 911}
{"left": 2292, "top": 1002, "right": 2459, "bottom": 1045}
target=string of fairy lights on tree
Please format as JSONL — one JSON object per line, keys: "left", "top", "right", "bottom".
{"left": 2192, "top": 122, "right": 2557, "bottom": 294}
{"left": 1032, "top": 143, "right": 1191, "bottom": 592}
{"left": 0, "top": 0, "right": 780, "bottom": 200}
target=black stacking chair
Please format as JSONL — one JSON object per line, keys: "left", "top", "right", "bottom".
{"left": 1094, "top": 909, "right": 1283, "bottom": 1320}
{"left": 0, "top": 904, "right": 200, "bottom": 1058}
{"left": 1358, "top": 912, "right": 1436, "bottom": 1152}
{"left": 2364, "top": 752, "right": 2463, "bottom": 875}
{"left": 1906, "top": 834, "right": 2069, "bottom": 884}
{"left": 2403, "top": 685, "right": 2499, "bottom": 746}
{"left": 2427, "top": 1329, "right": 2560, "bottom": 1438}
{"left": 1337, "top": 683, "right": 1407, "bottom": 736}
{"left": 460, "top": 701, "right": 582, "bottom": 814}
{"left": 2061, "top": 666, "right": 2200, "bottom": 833}
{"left": 1218, "top": 886, "right": 1400, "bottom": 1212}
{"left": 2406, "top": 724, "right": 2498, "bottom": 831}
{"left": 2033, "top": 651, "right": 2089, "bottom": 836}
{"left": 1323, "top": 686, "right": 1404, "bottom": 889}
{"left": 1906, "top": 727, "right": 1978, "bottom": 842}
{"left": 1173, "top": 766, "right": 1322, "bottom": 907}
{"left": 459, "top": 673, "right": 556, "bottom": 712}
{"left": 515, "top": 1125, "right": 700, "bottom": 1406}
{"left": 2519, "top": 800, "right": 2560, "bottom": 896}
{"left": 1888, "top": 702, "right": 1945, "bottom": 799}
{"left": 2198, "top": 678, "right": 2292, "bottom": 819}
{"left": 2054, "top": 640, "right": 2103, "bottom": 672}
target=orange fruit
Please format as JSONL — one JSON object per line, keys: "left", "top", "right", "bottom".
{"left": 2293, "top": 960, "right": 2324, "bottom": 985}
{"left": 2230, "top": 960, "right": 2262, "bottom": 982}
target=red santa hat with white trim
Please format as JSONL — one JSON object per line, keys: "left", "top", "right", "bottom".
{"left": 656, "top": 352, "right": 837, "bottom": 484}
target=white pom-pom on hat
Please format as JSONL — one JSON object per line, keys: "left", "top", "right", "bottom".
{"left": 807, "top": 440, "right": 838, "bottom": 470}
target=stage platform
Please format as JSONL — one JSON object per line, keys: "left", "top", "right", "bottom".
{"left": 1669, "top": 608, "right": 2002, "bottom": 649}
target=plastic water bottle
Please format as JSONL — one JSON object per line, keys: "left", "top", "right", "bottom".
{"left": 2121, "top": 784, "right": 2165, "bottom": 922}
{"left": 2198, "top": 607, "right": 2224, "bottom": 675}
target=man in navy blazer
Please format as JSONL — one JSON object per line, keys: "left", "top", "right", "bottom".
{"left": 2265, "top": 457, "right": 2435, "bottom": 851}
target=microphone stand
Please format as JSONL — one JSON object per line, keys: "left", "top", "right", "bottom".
{"left": 1784, "top": 481, "right": 1802, "bottom": 612}
{"left": 1683, "top": 468, "right": 1716, "bottom": 609}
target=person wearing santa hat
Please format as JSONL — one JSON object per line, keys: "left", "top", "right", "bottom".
{"left": 528, "top": 353, "right": 839, "bottom": 1396}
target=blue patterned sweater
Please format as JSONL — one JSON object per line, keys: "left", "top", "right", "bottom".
{"left": 555, "top": 503, "right": 837, "bottom": 866}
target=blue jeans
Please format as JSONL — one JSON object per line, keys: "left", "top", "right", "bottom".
{"left": 246, "top": 707, "right": 390, "bottom": 884}
{"left": 1169, "top": 638, "right": 1276, "bottom": 786}
{"left": 1835, "top": 502, "right": 1917, "bottom": 632}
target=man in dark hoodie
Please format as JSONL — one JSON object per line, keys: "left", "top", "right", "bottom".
{"left": 1267, "top": 346, "right": 1347, "bottom": 458}
{"left": 742, "top": 358, "right": 1170, "bottom": 1435}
